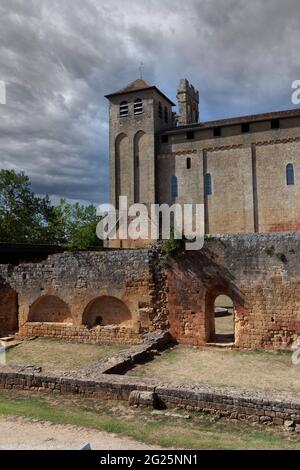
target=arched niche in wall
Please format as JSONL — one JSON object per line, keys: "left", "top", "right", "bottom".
{"left": 28, "top": 295, "right": 72, "bottom": 323}
{"left": 82, "top": 296, "right": 132, "bottom": 328}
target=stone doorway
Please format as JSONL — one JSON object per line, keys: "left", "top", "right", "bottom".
{"left": 213, "top": 295, "right": 235, "bottom": 344}
{"left": 206, "top": 289, "right": 235, "bottom": 346}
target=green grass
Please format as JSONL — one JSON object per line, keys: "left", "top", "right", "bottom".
{"left": 5, "top": 338, "right": 126, "bottom": 374}
{"left": 0, "top": 389, "right": 299, "bottom": 449}
{"left": 128, "top": 345, "right": 300, "bottom": 394}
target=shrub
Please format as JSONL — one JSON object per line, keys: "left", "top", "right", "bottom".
{"left": 204, "top": 235, "right": 216, "bottom": 242}
{"left": 276, "top": 252, "right": 287, "bottom": 263}
{"left": 158, "top": 258, "right": 168, "bottom": 270}
{"left": 161, "top": 228, "right": 185, "bottom": 257}
{"left": 264, "top": 245, "right": 275, "bottom": 256}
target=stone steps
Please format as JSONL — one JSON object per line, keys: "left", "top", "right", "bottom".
{"left": 0, "top": 336, "right": 22, "bottom": 351}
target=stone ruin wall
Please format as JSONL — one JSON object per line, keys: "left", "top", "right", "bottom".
{"left": 0, "top": 249, "right": 167, "bottom": 344}
{"left": 167, "top": 233, "right": 300, "bottom": 349}
{"left": 0, "top": 233, "right": 300, "bottom": 350}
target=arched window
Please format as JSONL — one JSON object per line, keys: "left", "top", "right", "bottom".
{"left": 186, "top": 157, "right": 191, "bottom": 169}
{"left": 171, "top": 176, "right": 178, "bottom": 198}
{"left": 134, "top": 98, "right": 143, "bottom": 115}
{"left": 158, "top": 101, "right": 162, "bottom": 119}
{"left": 119, "top": 101, "right": 128, "bottom": 117}
{"left": 164, "top": 106, "right": 168, "bottom": 123}
{"left": 205, "top": 173, "right": 212, "bottom": 195}
{"left": 286, "top": 164, "right": 295, "bottom": 186}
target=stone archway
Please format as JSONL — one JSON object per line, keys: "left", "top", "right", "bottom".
{"left": 214, "top": 295, "right": 234, "bottom": 343}
{"left": 205, "top": 287, "right": 236, "bottom": 345}
{"left": 28, "top": 295, "right": 72, "bottom": 323}
{"left": 82, "top": 296, "right": 132, "bottom": 328}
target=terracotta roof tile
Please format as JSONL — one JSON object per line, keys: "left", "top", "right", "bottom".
{"left": 105, "top": 79, "right": 153, "bottom": 97}
{"left": 112, "top": 78, "right": 152, "bottom": 94}
{"left": 105, "top": 79, "right": 175, "bottom": 105}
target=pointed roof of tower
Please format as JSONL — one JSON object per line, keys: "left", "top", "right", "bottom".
{"left": 105, "top": 78, "right": 175, "bottom": 105}
{"left": 112, "top": 78, "right": 152, "bottom": 94}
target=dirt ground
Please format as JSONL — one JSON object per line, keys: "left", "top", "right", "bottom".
{"left": 0, "top": 416, "right": 158, "bottom": 450}
{"left": 128, "top": 345, "right": 300, "bottom": 394}
{"left": 3, "top": 338, "right": 126, "bottom": 374}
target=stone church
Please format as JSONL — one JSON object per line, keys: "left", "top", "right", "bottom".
{"left": 105, "top": 78, "right": 300, "bottom": 237}
{"left": 1, "top": 79, "right": 300, "bottom": 352}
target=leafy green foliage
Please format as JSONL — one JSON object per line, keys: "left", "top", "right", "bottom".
{"left": 204, "top": 235, "right": 216, "bottom": 242}
{"left": 158, "top": 258, "right": 169, "bottom": 270}
{"left": 0, "top": 169, "right": 101, "bottom": 248}
{"left": 51, "top": 198, "right": 100, "bottom": 248}
{"left": 0, "top": 169, "right": 55, "bottom": 243}
{"left": 276, "top": 252, "right": 287, "bottom": 263}
{"left": 264, "top": 245, "right": 275, "bottom": 256}
{"left": 161, "top": 227, "right": 185, "bottom": 257}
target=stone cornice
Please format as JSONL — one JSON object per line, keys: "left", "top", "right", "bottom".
{"left": 158, "top": 135, "right": 300, "bottom": 157}
{"left": 255, "top": 136, "right": 300, "bottom": 147}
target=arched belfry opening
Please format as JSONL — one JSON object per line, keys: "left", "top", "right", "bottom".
{"left": 205, "top": 288, "right": 235, "bottom": 345}
{"left": 133, "top": 131, "right": 146, "bottom": 203}
{"left": 115, "top": 132, "right": 130, "bottom": 209}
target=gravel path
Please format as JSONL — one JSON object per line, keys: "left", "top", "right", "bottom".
{"left": 0, "top": 416, "right": 158, "bottom": 450}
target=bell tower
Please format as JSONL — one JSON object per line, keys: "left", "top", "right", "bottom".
{"left": 105, "top": 79, "right": 175, "bottom": 210}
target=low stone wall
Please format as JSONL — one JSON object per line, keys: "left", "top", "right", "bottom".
{"left": 19, "top": 322, "right": 142, "bottom": 345}
{"left": 74, "top": 331, "right": 173, "bottom": 376}
{"left": 155, "top": 384, "right": 300, "bottom": 426}
{"left": 0, "top": 370, "right": 299, "bottom": 426}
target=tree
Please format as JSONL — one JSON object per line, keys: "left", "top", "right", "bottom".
{"left": 51, "top": 198, "right": 101, "bottom": 249}
{"left": 0, "top": 169, "right": 55, "bottom": 244}
{"left": 0, "top": 170, "right": 102, "bottom": 248}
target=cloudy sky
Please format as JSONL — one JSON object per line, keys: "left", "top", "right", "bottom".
{"left": 0, "top": 0, "right": 300, "bottom": 205}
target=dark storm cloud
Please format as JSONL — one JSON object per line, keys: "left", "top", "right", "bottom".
{"left": 0, "top": 0, "right": 299, "bottom": 204}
